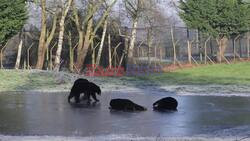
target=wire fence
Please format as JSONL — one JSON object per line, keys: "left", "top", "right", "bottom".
{"left": 127, "top": 25, "right": 250, "bottom": 66}
{"left": 0, "top": 24, "right": 249, "bottom": 74}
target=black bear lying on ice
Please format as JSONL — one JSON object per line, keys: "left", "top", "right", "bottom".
{"left": 153, "top": 97, "right": 178, "bottom": 111}
{"left": 68, "top": 78, "right": 101, "bottom": 103}
{"left": 109, "top": 99, "right": 147, "bottom": 111}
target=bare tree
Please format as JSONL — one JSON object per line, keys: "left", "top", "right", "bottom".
{"left": 122, "top": 0, "right": 142, "bottom": 64}
{"left": 95, "top": 15, "right": 108, "bottom": 66}
{"left": 72, "top": 0, "right": 117, "bottom": 72}
{"left": 36, "top": 0, "right": 59, "bottom": 69}
{"left": 123, "top": 0, "right": 161, "bottom": 65}
{"left": 54, "top": 0, "right": 73, "bottom": 71}
{"left": 142, "top": 0, "right": 166, "bottom": 65}
{"left": 36, "top": 0, "right": 47, "bottom": 69}
{"left": 216, "top": 36, "right": 228, "bottom": 63}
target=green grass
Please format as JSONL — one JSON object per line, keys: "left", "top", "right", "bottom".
{"left": 136, "top": 62, "right": 250, "bottom": 85}
{"left": 0, "top": 62, "right": 249, "bottom": 92}
{"left": 0, "top": 70, "right": 71, "bottom": 91}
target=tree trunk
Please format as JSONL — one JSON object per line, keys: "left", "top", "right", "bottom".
{"left": 127, "top": 18, "right": 138, "bottom": 64}
{"left": 187, "top": 40, "right": 192, "bottom": 64}
{"left": 75, "top": 17, "right": 93, "bottom": 71}
{"left": 91, "top": 41, "right": 96, "bottom": 66}
{"left": 171, "top": 26, "right": 177, "bottom": 65}
{"left": 45, "top": 12, "right": 58, "bottom": 70}
{"left": 96, "top": 18, "right": 108, "bottom": 66}
{"left": 108, "top": 34, "right": 112, "bottom": 68}
{"left": 239, "top": 38, "right": 242, "bottom": 57}
{"left": 216, "top": 37, "right": 228, "bottom": 63}
{"left": 221, "top": 37, "right": 228, "bottom": 60}
{"left": 74, "top": 1, "right": 95, "bottom": 71}
{"left": 154, "top": 44, "right": 157, "bottom": 67}
{"left": 204, "top": 37, "right": 211, "bottom": 64}
{"left": 247, "top": 33, "right": 250, "bottom": 59}
{"left": 147, "top": 28, "right": 152, "bottom": 65}
{"left": 45, "top": 12, "right": 58, "bottom": 50}
{"left": 54, "top": 0, "right": 72, "bottom": 71}
{"left": 73, "top": 0, "right": 116, "bottom": 72}
{"left": 54, "top": 16, "right": 66, "bottom": 71}
{"left": 124, "top": 27, "right": 129, "bottom": 71}
{"left": 74, "top": 9, "right": 84, "bottom": 71}
{"left": 204, "top": 40, "right": 207, "bottom": 64}
{"left": 72, "top": 2, "right": 84, "bottom": 71}
{"left": 68, "top": 32, "right": 74, "bottom": 72}
{"left": 15, "top": 40, "right": 23, "bottom": 69}
{"left": 36, "top": 0, "right": 47, "bottom": 69}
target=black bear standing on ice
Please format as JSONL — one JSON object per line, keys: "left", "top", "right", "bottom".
{"left": 109, "top": 99, "right": 147, "bottom": 111}
{"left": 68, "top": 78, "right": 101, "bottom": 103}
{"left": 68, "top": 78, "right": 88, "bottom": 103}
{"left": 83, "top": 82, "right": 101, "bottom": 102}
{"left": 153, "top": 97, "right": 178, "bottom": 111}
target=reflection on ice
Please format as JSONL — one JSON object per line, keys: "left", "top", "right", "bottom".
{"left": 0, "top": 134, "right": 247, "bottom": 141}
{"left": 0, "top": 91, "right": 250, "bottom": 138}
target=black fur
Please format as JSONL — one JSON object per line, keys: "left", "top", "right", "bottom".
{"left": 68, "top": 79, "right": 101, "bottom": 103}
{"left": 74, "top": 78, "right": 89, "bottom": 85}
{"left": 83, "top": 82, "right": 101, "bottom": 102}
{"left": 109, "top": 99, "right": 147, "bottom": 111}
{"left": 153, "top": 97, "right": 178, "bottom": 111}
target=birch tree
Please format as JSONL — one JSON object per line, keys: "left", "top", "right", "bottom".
{"left": 123, "top": 0, "right": 148, "bottom": 64}
{"left": 15, "top": 39, "right": 23, "bottom": 69}
{"left": 72, "top": 0, "right": 117, "bottom": 72}
{"left": 54, "top": 0, "right": 73, "bottom": 71}
{"left": 95, "top": 15, "right": 108, "bottom": 66}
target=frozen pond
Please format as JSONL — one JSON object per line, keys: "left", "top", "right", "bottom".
{"left": 0, "top": 91, "right": 250, "bottom": 138}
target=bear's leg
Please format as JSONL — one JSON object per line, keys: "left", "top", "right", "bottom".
{"left": 91, "top": 92, "right": 99, "bottom": 102}
{"left": 124, "top": 105, "right": 129, "bottom": 111}
{"left": 133, "top": 106, "right": 136, "bottom": 111}
{"left": 81, "top": 93, "right": 88, "bottom": 100}
{"left": 74, "top": 95, "right": 80, "bottom": 103}
{"left": 68, "top": 94, "right": 73, "bottom": 103}
{"left": 85, "top": 92, "right": 92, "bottom": 102}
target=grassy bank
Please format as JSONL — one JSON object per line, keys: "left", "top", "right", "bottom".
{"left": 0, "top": 70, "right": 74, "bottom": 91}
{"left": 137, "top": 62, "right": 250, "bottom": 85}
{"left": 0, "top": 62, "right": 250, "bottom": 92}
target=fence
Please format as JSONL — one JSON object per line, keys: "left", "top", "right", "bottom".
{"left": 0, "top": 24, "right": 249, "bottom": 73}
{"left": 127, "top": 25, "right": 250, "bottom": 67}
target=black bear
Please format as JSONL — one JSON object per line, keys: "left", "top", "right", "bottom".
{"left": 82, "top": 82, "right": 101, "bottom": 102}
{"left": 109, "top": 99, "right": 147, "bottom": 111}
{"left": 153, "top": 97, "right": 178, "bottom": 111}
{"left": 68, "top": 78, "right": 89, "bottom": 103}
{"left": 74, "top": 78, "right": 89, "bottom": 84}
{"left": 68, "top": 78, "right": 101, "bottom": 103}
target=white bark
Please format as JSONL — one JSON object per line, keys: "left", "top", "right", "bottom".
{"left": 127, "top": 19, "right": 138, "bottom": 63}
{"left": 171, "top": 26, "right": 177, "bottom": 65}
{"left": 108, "top": 34, "right": 112, "bottom": 68}
{"left": 15, "top": 40, "right": 23, "bottom": 69}
{"left": 96, "top": 18, "right": 108, "bottom": 66}
{"left": 54, "top": 0, "right": 73, "bottom": 71}
{"left": 187, "top": 40, "right": 192, "bottom": 64}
